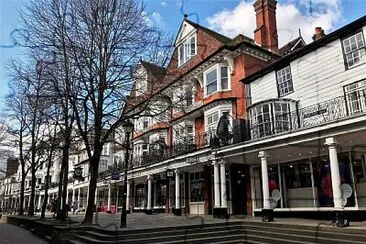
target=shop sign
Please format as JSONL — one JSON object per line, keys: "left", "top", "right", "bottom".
{"left": 186, "top": 156, "right": 198, "bottom": 164}
{"left": 111, "top": 171, "right": 120, "bottom": 180}
{"left": 73, "top": 167, "right": 83, "bottom": 180}
{"left": 271, "top": 189, "right": 281, "bottom": 202}
{"left": 303, "top": 108, "right": 327, "bottom": 118}
{"left": 166, "top": 169, "right": 174, "bottom": 178}
{"left": 269, "top": 198, "right": 277, "bottom": 208}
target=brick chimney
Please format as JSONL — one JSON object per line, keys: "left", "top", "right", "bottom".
{"left": 312, "top": 27, "right": 325, "bottom": 41}
{"left": 253, "top": 0, "right": 278, "bottom": 52}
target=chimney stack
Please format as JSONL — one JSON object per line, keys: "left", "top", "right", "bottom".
{"left": 253, "top": 0, "right": 278, "bottom": 52}
{"left": 312, "top": 27, "right": 325, "bottom": 41}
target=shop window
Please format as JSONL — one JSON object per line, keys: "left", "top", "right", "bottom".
{"left": 190, "top": 171, "right": 204, "bottom": 202}
{"left": 135, "top": 184, "right": 146, "bottom": 208}
{"left": 282, "top": 162, "right": 312, "bottom": 189}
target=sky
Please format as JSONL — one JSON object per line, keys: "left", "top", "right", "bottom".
{"left": 0, "top": 0, "right": 365, "bottom": 109}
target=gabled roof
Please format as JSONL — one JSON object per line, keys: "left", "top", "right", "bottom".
{"left": 278, "top": 37, "right": 306, "bottom": 56}
{"left": 242, "top": 15, "right": 366, "bottom": 84}
{"left": 183, "top": 19, "right": 233, "bottom": 45}
{"left": 140, "top": 60, "right": 166, "bottom": 82}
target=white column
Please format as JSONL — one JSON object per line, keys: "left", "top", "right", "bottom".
{"left": 86, "top": 186, "right": 89, "bottom": 203}
{"left": 175, "top": 170, "right": 180, "bottom": 209}
{"left": 220, "top": 162, "right": 227, "bottom": 208}
{"left": 147, "top": 175, "right": 152, "bottom": 210}
{"left": 116, "top": 187, "right": 119, "bottom": 209}
{"left": 107, "top": 184, "right": 111, "bottom": 211}
{"left": 94, "top": 188, "right": 98, "bottom": 205}
{"left": 259, "top": 151, "right": 271, "bottom": 209}
{"left": 66, "top": 189, "right": 69, "bottom": 203}
{"left": 213, "top": 161, "right": 221, "bottom": 208}
{"left": 72, "top": 188, "right": 75, "bottom": 203}
{"left": 77, "top": 188, "right": 81, "bottom": 209}
{"left": 126, "top": 181, "right": 131, "bottom": 211}
{"left": 325, "top": 137, "right": 343, "bottom": 210}
{"left": 37, "top": 195, "right": 42, "bottom": 210}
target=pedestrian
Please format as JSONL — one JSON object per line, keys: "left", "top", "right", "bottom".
{"left": 72, "top": 200, "right": 78, "bottom": 215}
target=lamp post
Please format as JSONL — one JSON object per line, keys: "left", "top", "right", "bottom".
{"left": 120, "top": 120, "right": 134, "bottom": 228}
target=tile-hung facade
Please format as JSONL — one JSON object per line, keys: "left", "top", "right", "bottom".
{"left": 220, "top": 15, "right": 366, "bottom": 223}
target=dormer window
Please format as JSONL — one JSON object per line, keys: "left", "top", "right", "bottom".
{"left": 178, "top": 35, "right": 196, "bottom": 67}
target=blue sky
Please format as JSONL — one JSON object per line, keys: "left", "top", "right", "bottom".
{"left": 1, "top": 0, "right": 365, "bottom": 108}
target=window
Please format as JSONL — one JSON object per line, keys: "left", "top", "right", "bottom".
{"left": 190, "top": 172, "right": 204, "bottom": 202}
{"left": 205, "top": 69, "right": 217, "bottom": 95}
{"left": 345, "top": 80, "right": 366, "bottom": 114}
{"left": 206, "top": 111, "right": 219, "bottom": 133}
{"left": 142, "top": 117, "right": 149, "bottom": 129}
{"left": 178, "top": 35, "right": 196, "bottom": 67}
{"left": 249, "top": 101, "right": 292, "bottom": 139}
{"left": 342, "top": 31, "right": 366, "bottom": 69}
{"left": 204, "top": 64, "right": 230, "bottom": 96}
{"left": 274, "top": 103, "right": 290, "bottom": 133}
{"left": 276, "top": 66, "right": 293, "bottom": 97}
{"left": 185, "top": 90, "right": 193, "bottom": 106}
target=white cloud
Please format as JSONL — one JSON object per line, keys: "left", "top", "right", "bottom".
{"left": 161, "top": 1, "right": 167, "bottom": 6}
{"left": 151, "top": 12, "right": 166, "bottom": 28}
{"left": 207, "top": 0, "right": 343, "bottom": 46}
{"left": 143, "top": 11, "right": 166, "bottom": 28}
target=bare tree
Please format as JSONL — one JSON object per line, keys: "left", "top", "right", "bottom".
{"left": 6, "top": 58, "right": 50, "bottom": 216}
{"left": 18, "top": 0, "right": 173, "bottom": 224}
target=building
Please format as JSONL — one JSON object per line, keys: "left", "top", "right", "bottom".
{"left": 2, "top": 0, "right": 365, "bottom": 225}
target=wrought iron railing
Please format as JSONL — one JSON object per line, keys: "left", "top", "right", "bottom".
{"left": 249, "top": 95, "right": 360, "bottom": 140}
{"left": 129, "top": 132, "right": 213, "bottom": 168}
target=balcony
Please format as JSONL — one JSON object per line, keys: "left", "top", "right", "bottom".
{"left": 130, "top": 132, "right": 213, "bottom": 168}
{"left": 248, "top": 95, "right": 364, "bottom": 140}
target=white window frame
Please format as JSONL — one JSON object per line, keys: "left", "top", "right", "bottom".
{"left": 204, "top": 105, "right": 232, "bottom": 133}
{"left": 203, "top": 64, "right": 231, "bottom": 97}
{"left": 342, "top": 31, "right": 366, "bottom": 69}
{"left": 344, "top": 80, "right": 366, "bottom": 114}
{"left": 178, "top": 34, "right": 197, "bottom": 67}
{"left": 276, "top": 66, "right": 293, "bottom": 97}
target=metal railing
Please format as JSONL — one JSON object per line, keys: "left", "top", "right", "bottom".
{"left": 129, "top": 132, "right": 213, "bottom": 168}
{"left": 249, "top": 95, "right": 360, "bottom": 139}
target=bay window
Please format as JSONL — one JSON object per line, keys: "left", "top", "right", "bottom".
{"left": 204, "top": 64, "right": 230, "bottom": 96}
{"left": 249, "top": 100, "right": 294, "bottom": 139}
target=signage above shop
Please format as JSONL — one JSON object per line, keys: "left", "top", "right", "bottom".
{"left": 111, "top": 171, "right": 120, "bottom": 180}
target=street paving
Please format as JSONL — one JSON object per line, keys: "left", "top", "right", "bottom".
{"left": 0, "top": 223, "right": 47, "bottom": 244}
{"left": 68, "top": 212, "right": 241, "bottom": 230}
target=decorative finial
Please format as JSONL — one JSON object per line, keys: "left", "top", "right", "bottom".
{"left": 184, "top": 14, "right": 188, "bottom": 19}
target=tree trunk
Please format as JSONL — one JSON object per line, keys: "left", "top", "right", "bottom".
{"left": 56, "top": 159, "right": 64, "bottom": 219}
{"left": 18, "top": 174, "right": 25, "bottom": 215}
{"left": 61, "top": 145, "right": 69, "bottom": 221}
{"left": 28, "top": 164, "right": 36, "bottom": 216}
{"left": 41, "top": 154, "right": 53, "bottom": 219}
{"left": 81, "top": 155, "right": 100, "bottom": 225}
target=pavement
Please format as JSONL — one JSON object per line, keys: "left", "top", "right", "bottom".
{"left": 2, "top": 211, "right": 366, "bottom": 243}
{"left": 63, "top": 212, "right": 366, "bottom": 230}
{"left": 0, "top": 223, "right": 47, "bottom": 244}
